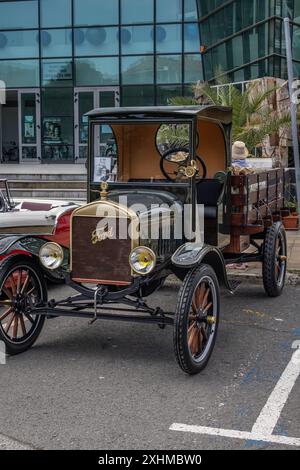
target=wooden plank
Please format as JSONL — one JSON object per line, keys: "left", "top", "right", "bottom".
{"left": 247, "top": 208, "right": 258, "bottom": 224}
{"left": 231, "top": 213, "right": 246, "bottom": 226}
{"left": 231, "top": 224, "right": 264, "bottom": 236}
{"left": 276, "top": 197, "right": 284, "bottom": 211}
{"left": 258, "top": 172, "right": 268, "bottom": 183}
{"left": 268, "top": 186, "right": 277, "bottom": 200}
{"left": 259, "top": 189, "right": 267, "bottom": 200}
{"left": 231, "top": 191, "right": 260, "bottom": 205}
{"left": 231, "top": 175, "right": 245, "bottom": 186}
{"left": 231, "top": 194, "right": 246, "bottom": 206}
{"left": 247, "top": 174, "right": 259, "bottom": 185}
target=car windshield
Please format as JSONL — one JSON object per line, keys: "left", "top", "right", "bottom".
{"left": 91, "top": 121, "right": 192, "bottom": 184}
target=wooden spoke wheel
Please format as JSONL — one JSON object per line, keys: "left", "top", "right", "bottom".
{"left": 174, "top": 264, "right": 220, "bottom": 375}
{"left": 263, "top": 222, "right": 287, "bottom": 297}
{"left": 0, "top": 259, "right": 46, "bottom": 355}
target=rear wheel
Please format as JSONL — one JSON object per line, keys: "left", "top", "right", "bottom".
{"left": 174, "top": 264, "right": 220, "bottom": 375}
{"left": 0, "top": 259, "right": 47, "bottom": 355}
{"left": 263, "top": 222, "right": 287, "bottom": 297}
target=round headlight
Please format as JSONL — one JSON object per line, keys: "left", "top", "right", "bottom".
{"left": 129, "top": 246, "right": 156, "bottom": 276}
{"left": 39, "top": 242, "right": 64, "bottom": 271}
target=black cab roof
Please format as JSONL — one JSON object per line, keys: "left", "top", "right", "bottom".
{"left": 86, "top": 105, "right": 232, "bottom": 124}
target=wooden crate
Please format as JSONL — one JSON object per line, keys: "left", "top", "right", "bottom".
{"left": 226, "top": 169, "right": 285, "bottom": 253}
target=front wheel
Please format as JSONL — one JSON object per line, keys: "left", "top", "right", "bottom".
{"left": 174, "top": 264, "right": 220, "bottom": 375}
{"left": 0, "top": 259, "right": 47, "bottom": 355}
{"left": 263, "top": 222, "right": 287, "bottom": 297}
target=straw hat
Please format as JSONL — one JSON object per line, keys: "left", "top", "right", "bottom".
{"left": 232, "top": 141, "right": 249, "bottom": 160}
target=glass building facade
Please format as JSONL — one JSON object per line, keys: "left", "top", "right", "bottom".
{"left": 199, "top": 0, "right": 300, "bottom": 82}
{"left": 0, "top": 0, "right": 299, "bottom": 165}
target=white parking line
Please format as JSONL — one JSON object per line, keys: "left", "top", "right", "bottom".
{"left": 0, "top": 432, "right": 34, "bottom": 450}
{"left": 170, "top": 350, "right": 300, "bottom": 448}
{"left": 169, "top": 424, "right": 300, "bottom": 447}
{"left": 251, "top": 350, "right": 300, "bottom": 435}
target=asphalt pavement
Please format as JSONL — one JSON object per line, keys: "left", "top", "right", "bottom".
{"left": 0, "top": 281, "right": 299, "bottom": 450}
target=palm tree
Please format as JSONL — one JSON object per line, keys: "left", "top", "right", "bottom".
{"left": 169, "top": 76, "right": 291, "bottom": 152}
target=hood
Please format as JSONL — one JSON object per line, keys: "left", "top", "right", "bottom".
{"left": 108, "top": 189, "right": 183, "bottom": 214}
{"left": 0, "top": 205, "right": 75, "bottom": 235}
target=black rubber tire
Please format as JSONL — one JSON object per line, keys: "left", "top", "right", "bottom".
{"left": 262, "top": 222, "right": 287, "bottom": 297}
{"left": 173, "top": 264, "right": 220, "bottom": 375}
{"left": 0, "top": 258, "right": 47, "bottom": 355}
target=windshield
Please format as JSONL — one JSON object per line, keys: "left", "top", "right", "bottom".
{"left": 91, "top": 121, "right": 193, "bottom": 184}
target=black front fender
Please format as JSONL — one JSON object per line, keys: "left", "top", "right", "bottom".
{"left": 171, "top": 242, "right": 233, "bottom": 292}
{"left": 0, "top": 235, "right": 69, "bottom": 275}
{"left": 0, "top": 235, "right": 47, "bottom": 260}
{"left": 0, "top": 235, "right": 25, "bottom": 257}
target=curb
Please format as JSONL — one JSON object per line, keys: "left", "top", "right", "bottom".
{"left": 164, "top": 271, "right": 300, "bottom": 288}
{"left": 227, "top": 271, "right": 300, "bottom": 286}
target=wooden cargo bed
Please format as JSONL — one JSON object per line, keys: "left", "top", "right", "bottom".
{"left": 229, "top": 169, "right": 286, "bottom": 235}
{"left": 225, "top": 169, "right": 288, "bottom": 254}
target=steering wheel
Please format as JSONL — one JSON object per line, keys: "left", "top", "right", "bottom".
{"left": 160, "top": 147, "right": 207, "bottom": 183}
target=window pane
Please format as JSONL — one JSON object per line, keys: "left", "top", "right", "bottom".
{"left": 293, "top": 61, "right": 300, "bottom": 77}
{"left": 232, "top": 35, "right": 243, "bottom": 68}
{"left": 74, "top": 27, "right": 119, "bottom": 56}
{"left": 184, "top": 23, "right": 200, "bottom": 52}
{"left": 42, "top": 88, "right": 73, "bottom": 161}
{"left": 157, "top": 123, "right": 190, "bottom": 153}
{"left": 42, "top": 59, "right": 73, "bottom": 86}
{"left": 184, "top": 54, "right": 203, "bottom": 83}
{"left": 211, "top": 42, "right": 227, "bottom": 71}
{"left": 157, "top": 85, "right": 182, "bottom": 105}
{"left": 121, "top": 26, "right": 153, "bottom": 54}
{"left": 242, "top": 1, "right": 255, "bottom": 28}
{"left": 293, "top": 25, "right": 300, "bottom": 61}
{"left": 78, "top": 92, "right": 94, "bottom": 144}
{"left": 121, "top": 0, "right": 153, "bottom": 24}
{"left": 74, "top": 0, "right": 119, "bottom": 26}
{"left": 156, "top": 24, "right": 182, "bottom": 53}
{"left": 256, "top": 0, "right": 269, "bottom": 21}
{"left": 122, "top": 85, "right": 154, "bottom": 106}
{"left": 41, "top": 0, "right": 71, "bottom": 27}
{"left": 233, "top": 68, "right": 245, "bottom": 82}
{"left": 209, "top": 9, "right": 225, "bottom": 45}
{"left": 21, "top": 93, "right": 36, "bottom": 144}
{"left": 157, "top": 55, "right": 182, "bottom": 84}
{"left": 100, "top": 91, "right": 116, "bottom": 107}
{"left": 224, "top": 4, "right": 234, "bottom": 37}
{"left": 183, "top": 84, "right": 194, "bottom": 98}
{"left": 41, "top": 30, "right": 72, "bottom": 58}
{"left": 184, "top": 0, "right": 199, "bottom": 20}
{"left": 0, "top": 1, "right": 38, "bottom": 29}
{"left": 157, "top": 0, "right": 182, "bottom": 22}
{"left": 295, "top": 1, "right": 300, "bottom": 20}
{"left": 121, "top": 56, "right": 154, "bottom": 84}
{"left": 93, "top": 124, "right": 118, "bottom": 183}
{"left": 0, "top": 30, "right": 39, "bottom": 59}
{"left": 75, "top": 57, "right": 119, "bottom": 86}
{"left": 0, "top": 59, "right": 39, "bottom": 87}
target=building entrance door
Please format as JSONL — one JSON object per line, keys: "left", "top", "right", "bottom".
{"left": 0, "top": 90, "right": 19, "bottom": 163}
{"left": 74, "top": 87, "right": 120, "bottom": 163}
{"left": 0, "top": 89, "right": 41, "bottom": 164}
{"left": 19, "top": 89, "right": 41, "bottom": 163}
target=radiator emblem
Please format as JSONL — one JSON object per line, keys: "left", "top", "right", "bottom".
{"left": 91, "top": 223, "right": 114, "bottom": 244}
